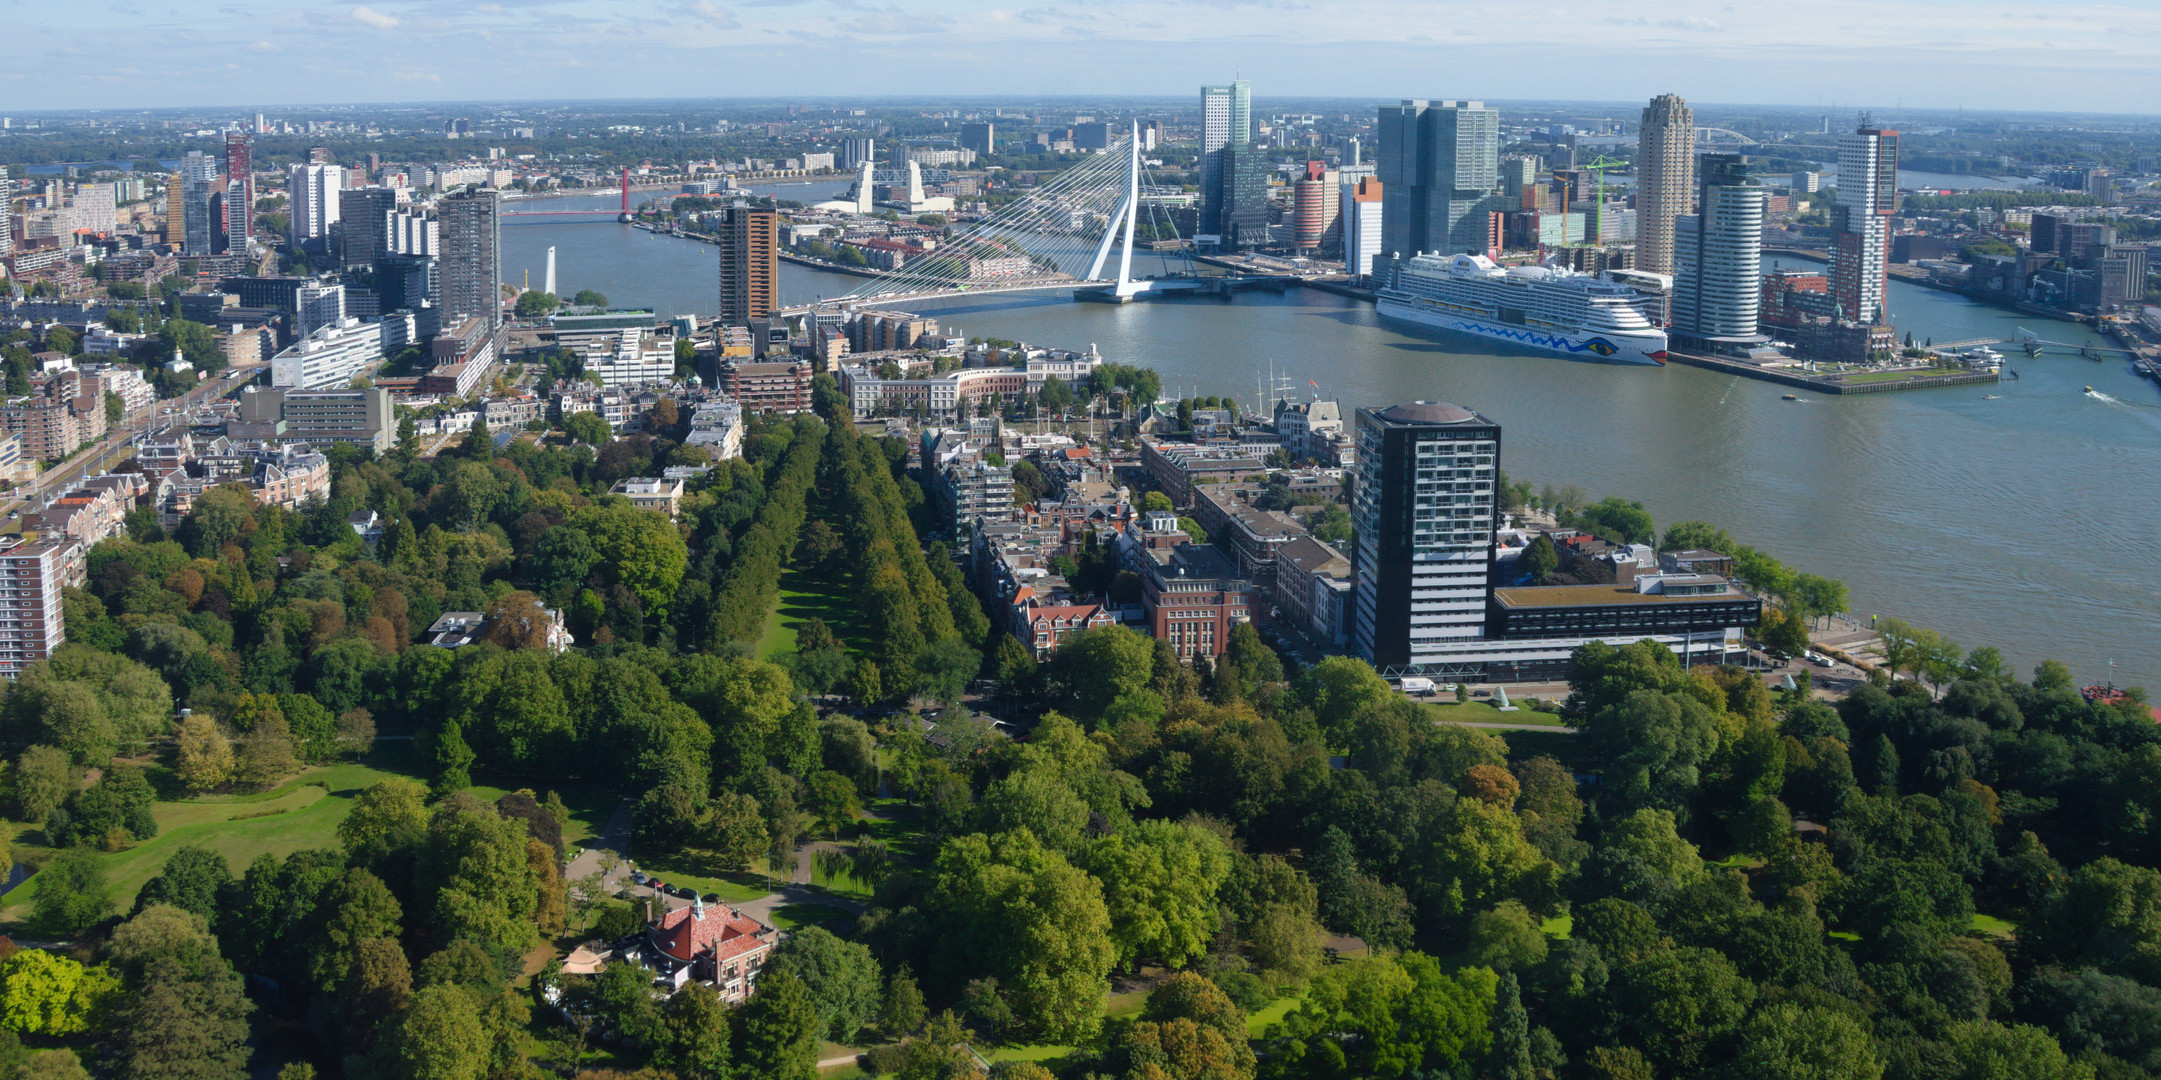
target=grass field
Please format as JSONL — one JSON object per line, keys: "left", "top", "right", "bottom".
{"left": 1245, "top": 994, "right": 1302, "bottom": 1037}
{"left": 1425, "top": 702, "right": 1570, "bottom": 726}
{"left": 1541, "top": 915, "right": 1574, "bottom": 939}
{"left": 0, "top": 757, "right": 409, "bottom": 923}
{"left": 1971, "top": 913, "right": 2018, "bottom": 939}
{"left": 758, "top": 565, "right": 873, "bottom": 660}
{"left": 768, "top": 902, "right": 857, "bottom": 930}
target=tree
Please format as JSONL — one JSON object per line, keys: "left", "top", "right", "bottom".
{"left": 572, "top": 289, "right": 609, "bottom": 307}
{"left": 1732, "top": 1002, "right": 1884, "bottom": 1080}
{"left": 568, "top": 501, "right": 689, "bottom": 614}
{"left": 312, "top": 868, "right": 404, "bottom": 992}
{"left": 12, "top": 745, "right": 72, "bottom": 823}
{"left": 338, "top": 937, "right": 412, "bottom": 1054}
{"left": 883, "top": 967, "right": 927, "bottom": 1037}
{"left": 134, "top": 846, "right": 233, "bottom": 920}
{"left": 660, "top": 982, "right": 733, "bottom": 1080}
{"left": 706, "top": 792, "right": 768, "bottom": 870}
{"left": 1611, "top": 946, "right": 1756, "bottom": 1071}
{"left": 0, "top": 949, "right": 120, "bottom": 1036}
{"left": 766, "top": 926, "right": 882, "bottom": 1044}
{"left": 107, "top": 953, "right": 253, "bottom": 1080}
{"left": 1468, "top": 900, "right": 1549, "bottom": 971}
{"left": 934, "top": 828, "right": 1115, "bottom": 1041}
{"left": 564, "top": 410, "right": 612, "bottom": 446}
{"left": 1518, "top": 533, "right": 1559, "bottom": 582}
{"left": 734, "top": 971, "right": 821, "bottom": 1080}
{"left": 393, "top": 983, "right": 491, "bottom": 1080}
{"left": 339, "top": 777, "right": 430, "bottom": 867}
{"left": 1076, "top": 819, "right": 1233, "bottom": 970}
{"left": 514, "top": 291, "right": 559, "bottom": 316}
{"left": 34, "top": 848, "right": 114, "bottom": 935}
{"left": 419, "top": 793, "right": 541, "bottom": 959}
{"left": 482, "top": 591, "right": 557, "bottom": 651}
{"left": 591, "top": 960, "right": 667, "bottom": 1047}
{"left": 1487, "top": 971, "right": 1534, "bottom": 1080}
{"left": 1044, "top": 624, "right": 1156, "bottom": 721}
{"left": 233, "top": 713, "right": 301, "bottom": 790}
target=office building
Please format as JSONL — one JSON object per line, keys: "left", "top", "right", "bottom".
{"left": 440, "top": 187, "right": 501, "bottom": 329}
{"left": 288, "top": 162, "right": 343, "bottom": 247}
{"left": 960, "top": 122, "right": 994, "bottom": 155}
{"left": 238, "top": 386, "right": 394, "bottom": 452}
{"left": 1340, "top": 176, "right": 1385, "bottom": 277}
{"left": 296, "top": 281, "right": 346, "bottom": 338}
{"left": 181, "top": 151, "right": 220, "bottom": 256}
{"left": 1791, "top": 171, "right": 1820, "bottom": 194}
{"left": 0, "top": 176, "right": 11, "bottom": 258}
{"left": 840, "top": 137, "right": 876, "bottom": 169}
{"left": 1350, "top": 401, "right": 1499, "bottom": 672}
{"left": 1073, "top": 122, "right": 1114, "bottom": 151}
{"left": 339, "top": 187, "right": 397, "bottom": 269}
{"left": 1671, "top": 154, "right": 1766, "bottom": 344}
{"left": 716, "top": 206, "right": 778, "bottom": 327}
{"left": 1214, "top": 144, "right": 1271, "bottom": 249}
{"left": 1831, "top": 126, "right": 1899, "bottom": 324}
{"left": 1635, "top": 94, "right": 1694, "bottom": 275}
{"left": 0, "top": 538, "right": 82, "bottom": 676}
{"left": 269, "top": 318, "right": 385, "bottom": 390}
{"left": 1376, "top": 99, "right": 1500, "bottom": 267}
{"left": 224, "top": 130, "right": 255, "bottom": 252}
{"left": 1198, "top": 81, "right": 1252, "bottom": 242}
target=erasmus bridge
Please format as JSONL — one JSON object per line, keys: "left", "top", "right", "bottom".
{"left": 810, "top": 122, "right": 1285, "bottom": 311}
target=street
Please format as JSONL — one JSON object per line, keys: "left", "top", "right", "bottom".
{"left": 0, "top": 362, "right": 262, "bottom": 522}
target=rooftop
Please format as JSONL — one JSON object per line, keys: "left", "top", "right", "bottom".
{"left": 1377, "top": 400, "right": 1481, "bottom": 425}
{"left": 1493, "top": 581, "right": 1749, "bottom": 609}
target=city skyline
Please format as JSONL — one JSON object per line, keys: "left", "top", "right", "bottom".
{"left": 6, "top": 1, "right": 2161, "bottom": 113}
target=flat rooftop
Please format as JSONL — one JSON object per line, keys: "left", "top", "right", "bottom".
{"left": 1493, "top": 582, "right": 1748, "bottom": 608}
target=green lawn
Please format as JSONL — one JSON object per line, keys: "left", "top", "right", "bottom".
{"left": 768, "top": 902, "right": 857, "bottom": 930}
{"left": 1245, "top": 994, "right": 1303, "bottom": 1037}
{"left": 625, "top": 849, "right": 772, "bottom": 904}
{"left": 1, "top": 756, "right": 413, "bottom": 923}
{"left": 759, "top": 565, "right": 874, "bottom": 661}
{"left": 861, "top": 800, "right": 937, "bottom": 859}
{"left": 987, "top": 1042, "right": 1074, "bottom": 1065}
{"left": 1971, "top": 913, "right": 2018, "bottom": 939}
{"left": 1541, "top": 915, "right": 1574, "bottom": 940}
{"left": 1424, "top": 701, "right": 1570, "bottom": 726}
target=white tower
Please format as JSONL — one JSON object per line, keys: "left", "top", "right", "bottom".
{"left": 854, "top": 160, "right": 874, "bottom": 214}
{"left": 544, "top": 246, "right": 556, "bottom": 297}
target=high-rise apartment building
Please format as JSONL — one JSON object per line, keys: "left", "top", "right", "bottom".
{"left": 297, "top": 281, "right": 347, "bottom": 338}
{"left": 0, "top": 538, "right": 81, "bottom": 676}
{"left": 224, "top": 130, "right": 255, "bottom": 252}
{"left": 0, "top": 175, "right": 13, "bottom": 259}
{"left": 716, "top": 206, "right": 779, "bottom": 328}
{"left": 840, "top": 138, "right": 876, "bottom": 169}
{"left": 1341, "top": 176, "right": 1384, "bottom": 277}
{"left": 1671, "top": 154, "right": 1766, "bottom": 343}
{"left": 440, "top": 187, "right": 502, "bottom": 329}
{"left": 1376, "top": 99, "right": 1500, "bottom": 268}
{"left": 1214, "top": 144, "right": 1271, "bottom": 249}
{"left": 180, "top": 151, "right": 220, "bottom": 256}
{"left": 288, "top": 162, "right": 343, "bottom": 247}
{"left": 1635, "top": 94, "right": 1695, "bottom": 275}
{"left": 1351, "top": 401, "right": 1501, "bottom": 672}
{"left": 338, "top": 187, "right": 397, "bottom": 269}
{"left": 960, "top": 122, "right": 995, "bottom": 155}
{"left": 1831, "top": 126, "right": 1899, "bottom": 324}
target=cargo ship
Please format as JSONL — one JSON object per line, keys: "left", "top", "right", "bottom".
{"left": 1376, "top": 253, "right": 1669, "bottom": 365}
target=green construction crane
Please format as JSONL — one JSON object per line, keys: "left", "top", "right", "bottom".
{"left": 1577, "top": 153, "right": 1629, "bottom": 246}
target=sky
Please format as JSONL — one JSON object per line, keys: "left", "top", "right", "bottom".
{"left": 6, "top": 0, "right": 2161, "bottom": 114}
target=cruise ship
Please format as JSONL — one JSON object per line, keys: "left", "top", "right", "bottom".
{"left": 1376, "top": 253, "right": 1669, "bottom": 365}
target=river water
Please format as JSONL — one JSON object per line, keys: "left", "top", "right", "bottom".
{"left": 503, "top": 189, "right": 2161, "bottom": 687}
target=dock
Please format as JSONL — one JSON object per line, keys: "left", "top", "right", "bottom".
{"left": 1664, "top": 351, "right": 2000, "bottom": 395}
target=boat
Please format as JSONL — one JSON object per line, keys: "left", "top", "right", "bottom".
{"left": 1955, "top": 345, "right": 2004, "bottom": 368}
{"left": 2085, "top": 386, "right": 2095, "bottom": 393}
{"left": 1983, "top": 394, "right": 2002, "bottom": 400}
{"left": 1375, "top": 253, "right": 1669, "bottom": 365}
{"left": 1781, "top": 394, "right": 1800, "bottom": 401}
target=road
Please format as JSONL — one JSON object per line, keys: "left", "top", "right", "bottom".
{"left": 0, "top": 362, "right": 264, "bottom": 521}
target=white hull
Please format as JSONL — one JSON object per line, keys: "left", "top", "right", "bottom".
{"left": 1377, "top": 294, "right": 1669, "bottom": 366}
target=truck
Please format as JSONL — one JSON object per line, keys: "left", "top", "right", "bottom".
{"left": 1397, "top": 677, "right": 1437, "bottom": 696}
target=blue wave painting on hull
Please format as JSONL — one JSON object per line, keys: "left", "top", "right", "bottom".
{"left": 1446, "top": 320, "right": 1619, "bottom": 358}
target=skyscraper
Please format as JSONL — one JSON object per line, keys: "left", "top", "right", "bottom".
{"left": 338, "top": 187, "right": 397, "bottom": 269}
{"left": 960, "top": 122, "right": 994, "bottom": 155}
{"left": 1199, "top": 81, "right": 1252, "bottom": 242}
{"left": 1375, "top": 99, "right": 1500, "bottom": 268}
{"left": 287, "top": 162, "right": 343, "bottom": 248}
{"left": 840, "top": 138, "right": 876, "bottom": 169}
{"left": 223, "top": 130, "right": 255, "bottom": 252}
{"left": 716, "top": 206, "right": 778, "bottom": 328}
{"left": 1292, "top": 161, "right": 1341, "bottom": 255}
{"left": 0, "top": 175, "right": 13, "bottom": 259}
{"left": 1831, "top": 125, "right": 1899, "bottom": 324}
{"left": 180, "top": 151, "right": 220, "bottom": 257}
{"left": 1215, "top": 144, "right": 1271, "bottom": 249}
{"left": 1635, "top": 94, "right": 1695, "bottom": 275}
{"left": 1671, "top": 154, "right": 1766, "bottom": 344}
{"left": 439, "top": 187, "right": 502, "bottom": 329}
{"left": 1350, "top": 401, "right": 1501, "bottom": 672}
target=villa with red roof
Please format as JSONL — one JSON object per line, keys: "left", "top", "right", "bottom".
{"left": 646, "top": 898, "right": 776, "bottom": 1003}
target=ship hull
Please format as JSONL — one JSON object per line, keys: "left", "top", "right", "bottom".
{"left": 1376, "top": 294, "right": 1668, "bottom": 365}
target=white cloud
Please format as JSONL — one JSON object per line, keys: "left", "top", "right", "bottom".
{"left": 352, "top": 5, "right": 399, "bottom": 29}
{"left": 252, "top": 39, "right": 280, "bottom": 50}
{"left": 683, "top": 0, "right": 740, "bottom": 27}
{"left": 393, "top": 69, "right": 442, "bottom": 81}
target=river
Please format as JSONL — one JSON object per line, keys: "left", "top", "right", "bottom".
{"left": 502, "top": 189, "right": 2161, "bottom": 687}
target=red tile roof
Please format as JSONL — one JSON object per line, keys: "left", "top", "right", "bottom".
{"left": 649, "top": 902, "right": 771, "bottom": 965}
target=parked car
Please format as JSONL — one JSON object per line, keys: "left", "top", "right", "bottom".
{"left": 631, "top": 871, "right": 650, "bottom": 886}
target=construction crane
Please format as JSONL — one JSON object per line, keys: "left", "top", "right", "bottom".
{"left": 1577, "top": 153, "right": 1629, "bottom": 247}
